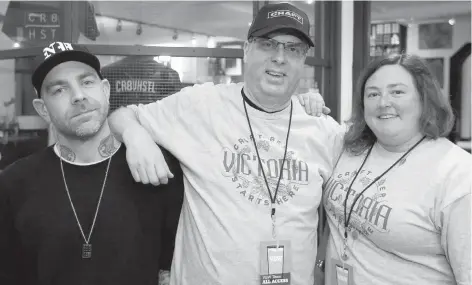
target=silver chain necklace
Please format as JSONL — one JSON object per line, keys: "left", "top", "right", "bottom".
{"left": 59, "top": 156, "right": 112, "bottom": 259}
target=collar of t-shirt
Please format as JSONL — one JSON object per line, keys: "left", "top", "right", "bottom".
{"left": 240, "top": 88, "right": 285, "bottom": 114}
{"left": 53, "top": 143, "right": 121, "bottom": 166}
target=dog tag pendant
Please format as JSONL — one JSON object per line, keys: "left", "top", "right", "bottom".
{"left": 82, "top": 244, "right": 92, "bottom": 259}
{"left": 341, "top": 238, "right": 348, "bottom": 261}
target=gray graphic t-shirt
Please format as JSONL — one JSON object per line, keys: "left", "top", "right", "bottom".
{"left": 129, "top": 82, "right": 344, "bottom": 285}
{"left": 324, "top": 138, "right": 471, "bottom": 285}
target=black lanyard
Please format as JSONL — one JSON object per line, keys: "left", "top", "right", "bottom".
{"left": 241, "top": 90, "right": 293, "bottom": 219}
{"left": 343, "top": 136, "right": 426, "bottom": 240}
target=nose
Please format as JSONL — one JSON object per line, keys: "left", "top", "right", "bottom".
{"left": 378, "top": 93, "right": 392, "bottom": 108}
{"left": 70, "top": 84, "right": 86, "bottom": 104}
{"left": 271, "top": 44, "right": 287, "bottom": 64}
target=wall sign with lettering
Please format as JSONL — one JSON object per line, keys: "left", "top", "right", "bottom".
{"left": 23, "top": 11, "right": 61, "bottom": 42}
{"left": 1, "top": 1, "right": 65, "bottom": 45}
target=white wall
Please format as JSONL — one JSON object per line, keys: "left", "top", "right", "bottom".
{"left": 406, "top": 15, "right": 471, "bottom": 96}
{"left": 339, "top": 0, "right": 354, "bottom": 123}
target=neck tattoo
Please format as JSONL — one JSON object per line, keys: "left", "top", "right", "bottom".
{"left": 98, "top": 134, "right": 119, "bottom": 158}
{"left": 59, "top": 145, "right": 76, "bottom": 162}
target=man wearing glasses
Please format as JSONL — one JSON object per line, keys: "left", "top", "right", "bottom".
{"left": 108, "top": 2, "right": 343, "bottom": 285}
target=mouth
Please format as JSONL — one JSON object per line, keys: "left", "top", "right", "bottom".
{"left": 265, "top": 70, "right": 286, "bottom": 78}
{"left": 73, "top": 109, "right": 97, "bottom": 118}
{"left": 378, "top": 114, "right": 398, "bottom": 120}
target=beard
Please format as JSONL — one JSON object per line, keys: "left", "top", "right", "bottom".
{"left": 51, "top": 102, "right": 109, "bottom": 141}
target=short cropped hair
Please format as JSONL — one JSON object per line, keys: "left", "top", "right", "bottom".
{"left": 344, "top": 53, "right": 455, "bottom": 155}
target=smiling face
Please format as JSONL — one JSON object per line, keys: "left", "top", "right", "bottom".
{"left": 243, "top": 32, "right": 308, "bottom": 106}
{"left": 363, "top": 64, "right": 423, "bottom": 147}
{"left": 33, "top": 61, "right": 110, "bottom": 139}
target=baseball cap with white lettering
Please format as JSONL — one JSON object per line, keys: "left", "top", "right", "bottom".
{"left": 248, "top": 2, "right": 314, "bottom": 47}
{"left": 32, "top": 41, "right": 103, "bottom": 97}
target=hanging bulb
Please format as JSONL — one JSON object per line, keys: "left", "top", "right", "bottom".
{"left": 136, "top": 23, "right": 142, "bottom": 35}
{"left": 116, "top": 19, "right": 123, "bottom": 32}
{"left": 207, "top": 36, "right": 216, "bottom": 48}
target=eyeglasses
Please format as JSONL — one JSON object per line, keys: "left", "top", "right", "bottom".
{"left": 249, "top": 37, "right": 309, "bottom": 59}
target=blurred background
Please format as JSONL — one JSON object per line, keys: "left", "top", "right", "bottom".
{"left": 0, "top": 0, "right": 470, "bottom": 169}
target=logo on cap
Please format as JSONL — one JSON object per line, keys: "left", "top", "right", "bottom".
{"left": 43, "top": 42, "right": 74, "bottom": 60}
{"left": 267, "top": 10, "right": 303, "bottom": 25}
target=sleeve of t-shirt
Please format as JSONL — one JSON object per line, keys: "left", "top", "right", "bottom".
{"left": 324, "top": 115, "right": 347, "bottom": 170}
{"left": 0, "top": 171, "right": 16, "bottom": 284}
{"left": 158, "top": 149, "right": 185, "bottom": 270}
{"left": 127, "top": 83, "right": 214, "bottom": 148}
{"left": 438, "top": 156, "right": 471, "bottom": 285}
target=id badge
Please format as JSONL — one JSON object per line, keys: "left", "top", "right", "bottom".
{"left": 259, "top": 240, "right": 291, "bottom": 285}
{"left": 330, "top": 258, "right": 354, "bottom": 285}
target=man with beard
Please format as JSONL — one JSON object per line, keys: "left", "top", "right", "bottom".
{"left": 0, "top": 42, "right": 183, "bottom": 285}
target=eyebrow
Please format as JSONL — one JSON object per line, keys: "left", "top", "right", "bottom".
{"left": 78, "top": 71, "right": 99, "bottom": 80}
{"left": 266, "top": 37, "right": 304, "bottom": 45}
{"left": 387, "top": 83, "right": 408, "bottom": 88}
{"left": 365, "top": 83, "right": 408, "bottom": 90}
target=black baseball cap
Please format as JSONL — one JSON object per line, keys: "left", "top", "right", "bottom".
{"left": 248, "top": 2, "right": 314, "bottom": 47}
{"left": 32, "top": 41, "right": 103, "bottom": 97}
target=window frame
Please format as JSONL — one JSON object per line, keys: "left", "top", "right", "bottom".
{"left": 0, "top": 0, "right": 342, "bottom": 128}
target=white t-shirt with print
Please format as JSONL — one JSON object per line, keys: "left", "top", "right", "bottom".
{"left": 324, "top": 138, "right": 471, "bottom": 285}
{"left": 128, "top": 82, "right": 344, "bottom": 285}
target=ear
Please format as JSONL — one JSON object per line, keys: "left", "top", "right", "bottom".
{"left": 32, "top": 98, "right": 51, "bottom": 123}
{"left": 301, "top": 51, "right": 308, "bottom": 63}
{"left": 101, "top": 79, "right": 111, "bottom": 101}
{"left": 243, "top": 41, "right": 250, "bottom": 63}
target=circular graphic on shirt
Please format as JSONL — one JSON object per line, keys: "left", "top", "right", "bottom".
{"left": 221, "top": 133, "right": 309, "bottom": 207}
{"left": 324, "top": 170, "right": 392, "bottom": 238}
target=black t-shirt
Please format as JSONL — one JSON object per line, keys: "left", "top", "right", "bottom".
{"left": 0, "top": 144, "right": 184, "bottom": 285}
